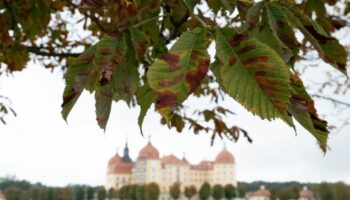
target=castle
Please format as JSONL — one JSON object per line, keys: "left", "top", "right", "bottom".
{"left": 105, "top": 140, "right": 237, "bottom": 192}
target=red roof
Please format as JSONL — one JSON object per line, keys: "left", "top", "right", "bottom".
{"left": 108, "top": 154, "right": 133, "bottom": 174}
{"left": 251, "top": 186, "right": 271, "bottom": 197}
{"left": 109, "top": 162, "right": 133, "bottom": 174}
{"left": 215, "top": 150, "right": 235, "bottom": 164}
{"left": 108, "top": 154, "right": 122, "bottom": 166}
{"left": 162, "top": 155, "right": 180, "bottom": 164}
{"left": 299, "top": 187, "right": 312, "bottom": 198}
{"left": 190, "top": 161, "right": 214, "bottom": 170}
{"left": 139, "top": 143, "right": 159, "bottom": 159}
{"left": 0, "top": 191, "right": 4, "bottom": 198}
{"left": 161, "top": 155, "right": 188, "bottom": 164}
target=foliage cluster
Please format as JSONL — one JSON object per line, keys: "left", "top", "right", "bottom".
{"left": 0, "top": 0, "right": 350, "bottom": 151}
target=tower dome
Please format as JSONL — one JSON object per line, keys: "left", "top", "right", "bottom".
{"left": 108, "top": 152, "right": 122, "bottom": 167}
{"left": 108, "top": 149, "right": 133, "bottom": 174}
{"left": 215, "top": 149, "right": 235, "bottom": 164}
{"left": 139, "top": 142, "right": 159, "bottom": 159}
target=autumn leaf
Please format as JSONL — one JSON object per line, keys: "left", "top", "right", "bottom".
{"left": 215, "top": 28, "right": 293, "bottom": 125}
{"left": 288, "top": 73, "right": 329, "bottom": 152}
{"left": 61, "top": 45, "right": 97, "bottom": 121}
{"left": 283, "top": 4, "right": 348, "bottom": 75}
{"left": 147, "top": 27, "right": 210, "bottom": 121}
{"left": 136, "top": 82, "right": 155, "bottom": 135}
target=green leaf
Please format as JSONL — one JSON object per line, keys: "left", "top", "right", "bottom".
{"left": 246, "top": 2, "right": 299, "bottom": 64}
{"left": 263, "top": 3, "right": 298, "bottom": 63}
{"left": 284, "top": 6, "right": 348, "bottom": 75}
{"left": 94, "top": 35, "right": 127, "bottom": 86}
{"left": 215, "top": 28, "right": 292, "bottom": 124}
{"left": 136, "top": 82, "right": 155, "bottom": 135}
{"left": 112, "top": 32, "right": 140, "bottom": 104}
{"left": 288, "top": 73, "right": 329, "bottom": 152}
{"left": 94, "top": 35, "right": 128, "bottom": 129}
{"left": 206, "top": 0, "right": 235, "bottom": 14}
{"left": 95, "top": 84, "right": 113, "bottom": 130}
{"left": 147, "top": 27, "right": 210, "bottom": 120}
{"left": 129, "top": 27, "right": 149, "bottom": 61}
{"left": 62, "top": 34, "right": 138, "bottom": 129}
{"left": 61, "top": 45, "right": 97, "bottom": 121}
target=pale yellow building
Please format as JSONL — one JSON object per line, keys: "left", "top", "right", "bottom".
{"left": 0, "top": 191, "right": 5, "bottom": 200}
{"left": 299, "top": 186, "right": 315, "bottom": 200}
{"left": 248, "top": 186, "right": 271, "bottom": 200}
{"left": 105, "top": 140, "right": 237, "bottom": 192}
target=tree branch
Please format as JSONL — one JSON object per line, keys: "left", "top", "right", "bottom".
{"left": 312, "top": 94, "right": 350, "bottom": 107}
{"left": 25, "top": 46, "right": 80, "bottom": 58}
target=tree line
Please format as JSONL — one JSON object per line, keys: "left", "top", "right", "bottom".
{"left": 1, "top": 177, "right": 350, "bottom": 200}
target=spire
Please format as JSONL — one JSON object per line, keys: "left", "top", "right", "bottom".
{"left": 223, "top": 141, "right": 227, "bottom": 150}
{"left": 148, "top": 135, "right": 152, "bottom": 144}
{"left": 116, "top": 147, "right": 119, "bottom": 156}
{"left": 122, "top": 140, "right": 131, "bottom": 162}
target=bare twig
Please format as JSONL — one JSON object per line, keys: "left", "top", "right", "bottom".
{"left": 312, "top": 94, "right": 350, "bottom": 107}
{"left": 25, "top": 46, "right": 80, "bottom": 58}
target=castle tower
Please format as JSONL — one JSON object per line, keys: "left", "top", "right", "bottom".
{"left": 212, "top": 145, "right": 237, "bottom": 186}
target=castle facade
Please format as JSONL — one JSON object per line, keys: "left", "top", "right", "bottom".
{"left": 105, "top": 141, "right": 237, "bottom": 192}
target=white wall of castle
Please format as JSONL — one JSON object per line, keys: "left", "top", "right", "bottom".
{"left": 106, "top": 159, "right": 236, "bottom": 191}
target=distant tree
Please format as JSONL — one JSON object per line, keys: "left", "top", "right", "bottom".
{"left": 136, "top": 185, "right": 146, "bottom": 200}
{"left": 108, "top": 188, "right": 117, "bottom": 199}
{"left": 46, "top": 188, "right": 54, "bottom": 200}
{"left": 145, "top": 183, "right": 160, "bottom": 200}
{"left": 0, "top": 177, "right": 31, "bottom": 191}
{"left": 29, "top": 188, "right": 40, "bottom": 200}
{"left": 128, "top": 185, "right": 138, "bottom": 200}
{"left": 277, "top": 185, "right": 300, "bottom": 200}
{"left": 39, "top": 188, "right": 48, "bottom": 200}
{"left": 212, "top": 185, "right": 224, "bottom": 200}
{"left": 87, "top": 187, "right": 95, "bottom": 200}
{"left": 59, "top": 187, "right": 70, "bottom": 200}
{"left": 119, "top": 185, "right": 130, "bottom": 200}
{"left": 184, "top": 185, "right": 197, "bottom": 200}
{"left": 237, "top": 185, "right": 246, "bottom": 198}
{"left": 170, "top": 183, "right": 181, "bottom": 200}
{"left": 4, "top": 186, "right": 22, "bottom": 200}
{"left": 51, "top": 187, "right": 60, "bottom": 200}
{"left": 75, "top": 187, "right": 85, "bottom": 200}
{"left": 269, "top": 187, "right": 278, "bottom": 200}
{"left": 199, "top": 183, "right": 211, "bottom": 200}
{"left": 316, "top": 183, "right": 333, "bottom": 200}
{"left": 333, "top": 182, "right": 350, "bottom": 200}
{"left": 97, "top": 187, "right": 106, "bottom": 200}
{"left": 224, "top": 184, "right": 236, "bottom": 200}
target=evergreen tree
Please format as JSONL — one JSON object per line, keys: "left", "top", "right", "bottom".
{"left": 86, "top": 187, "right": 95, "bottom": 200}
{"left": 199, "top": 183, "right": 211, "bottom": 200}
{"left": 224, "top": 184, "right": 236, "bottom": 200}
{"left": 316, "top": 183, "right": 333, "bottom": 200}
{"left": 145, "top": 183, "right": 160, "bottom": 200}
{"left": 184, "top": 186, "right": 197, "bottom": 200}
{"left": 108, "top": 188, "right": 117, "bottom": 200}
{"left": 128, "top": 185, "right": 138, "bottom": 200}
{"left": 333, "top": 182, "right": 350, "bottom": 200}
{"left": 119, "top": 185, "right": 130, "bottom": 200}
{"left": 136, "top": 185, "right": 146, "bottom": 200}
{"left": 212, "top": 185, "right": 224, "bottom": 200}
{"left": 4, "top": 186, "right": 22, "bottom": 200}
{"left": 170, "top": 183, "right": 181, "bottom": 200}
{"left": 97, "top": 187, "right": 106, "bottom": 200}
{"left": 76, "top": 187, "right": 85, "bottom": 200}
